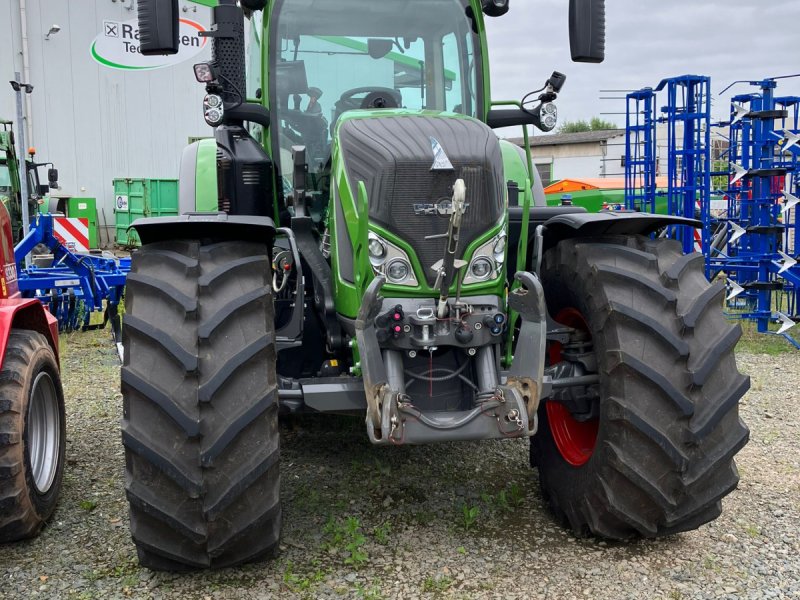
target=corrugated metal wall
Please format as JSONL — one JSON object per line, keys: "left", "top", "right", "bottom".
{"left": 1, "top": 0, "right": 214, "bottom": 245}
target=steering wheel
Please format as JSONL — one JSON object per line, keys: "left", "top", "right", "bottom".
{"left": 337, "top": 87, "right": 401, "bottom": 111}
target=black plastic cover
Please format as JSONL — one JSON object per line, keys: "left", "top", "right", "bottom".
{"left": 482, "top": 0, "right": 510, "bottom": 17}
{"left": 215, "top": 125, "right": 275, "bottom": 217}
{"left": 569, "top": 0, "right": 605, "bottom": 63}
{"left": 240, "top": 0, "right": 268, "bottom": 10}
{"left": 137, "top": 0, "right": 180, "bottom": 56}
{"left": 211, "top": 4, "right": 247, "bottom": 106}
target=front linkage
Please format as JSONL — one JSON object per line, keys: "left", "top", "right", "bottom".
{"left": 356, "top": 271, "right": 539, "bottom": 445}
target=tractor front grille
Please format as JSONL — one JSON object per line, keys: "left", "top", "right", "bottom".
{"left": 338, "top": 115, "right": 504, "bottom": 286}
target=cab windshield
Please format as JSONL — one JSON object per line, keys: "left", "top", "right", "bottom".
{"left": 270, "top": 0, "right": 481, "bottom": 188}
{"left": 0, "top": 164, "right": 11, "bottom": 193}
{"left": 26, "top": 163, "right": 42, "bottom": 198}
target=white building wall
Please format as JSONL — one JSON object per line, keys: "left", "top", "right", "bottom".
{"left": 530, "top": 135, "right": 627, "bottom": 182}
{"left": 0, "top": 1, "right": 25, "bottom": 121}
{"left": 550, "top": 156, "right": 602, "bottom": 181}
{"left": 601, "top": 137, "right": 626, "bottom": 178}
{"left": 1, "top": 0, "right": 215, "bottom": 244}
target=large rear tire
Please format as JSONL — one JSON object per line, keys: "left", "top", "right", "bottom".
{"left": 0, "top": 329, "right": 65, "bottom": 543}
{"left": 532, "top": 235, "right": 750, "bottom": 539}
{"left": 122, "top": 240, "right": 280, "bottom": 570}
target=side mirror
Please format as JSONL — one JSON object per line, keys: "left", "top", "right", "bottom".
{"left": 240, "top": 0, "right": 268, "bottom": 10}
{"left": 38, "top": 184, "right": 50, "bottom": 197}
{"left": 482, "top": 0, "right": 510, "bottom": 17}
{"left": 48, "top": 168, "right": 59, "bottom": 188}
{"left": 569, "top": 0, "right": 605, "bottom": 63}
{"left": 138, "top": 0, "right": 180, "bottom": 56}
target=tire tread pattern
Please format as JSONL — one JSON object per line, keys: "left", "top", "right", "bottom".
{"left": 0, "top": 330, "right": 65, "bottom": 543}
{"left": 122, "top": 240, "right": 280, "bottom": 570}
{"left": 533, "top": 236, "right": 749, "bottom": 540}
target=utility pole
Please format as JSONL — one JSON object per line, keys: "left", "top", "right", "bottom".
{"left": 10, "top": 73, "right": 33, "bottom": 266}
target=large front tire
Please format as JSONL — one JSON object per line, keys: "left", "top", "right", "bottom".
{"left": 0, "top": 329, "right": 65, "bottom": 543}
{"left": 122, "top": 240, "right": 280, "bottom": 570}
{"left": 532, "top": 235, "right": 750, "bottom": 539}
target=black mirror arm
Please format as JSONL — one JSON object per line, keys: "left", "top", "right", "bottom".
{"left": 486, "top": 108, "right": 538, "bottom": 129}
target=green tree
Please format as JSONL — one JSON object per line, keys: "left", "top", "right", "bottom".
{"left": 558, "top": 117, "right": 618, "bottom": 134}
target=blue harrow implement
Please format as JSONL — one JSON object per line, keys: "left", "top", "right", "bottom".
{"left": 14, "top": 214, "right": 130, "bottom": 358}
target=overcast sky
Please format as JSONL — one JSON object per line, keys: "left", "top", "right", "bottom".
{"left": 484, "top": 0, "right": 800, "bottom": 131}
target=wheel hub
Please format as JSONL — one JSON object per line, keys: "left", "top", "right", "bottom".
{"left": 27, "top": 371, "right": 60, "bottom": 494}
{"left": 547, "top": 308, "right": 599, "bottom": 467}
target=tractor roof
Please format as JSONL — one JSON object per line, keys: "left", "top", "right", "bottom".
{"left": 508, "top": 129, "right": 625, "bottom": 148}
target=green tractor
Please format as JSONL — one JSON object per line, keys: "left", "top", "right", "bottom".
{"left": 0, "top": 119, "right": 59, "bottom": 243}
{"left": 123, "top": 0, "right": 750, "bottom": 570}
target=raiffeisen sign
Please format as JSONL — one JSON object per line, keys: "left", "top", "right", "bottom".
{"left": 91, "top": 17, "right": 208, "bottom": 71}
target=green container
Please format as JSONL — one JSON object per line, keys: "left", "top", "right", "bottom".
{"left": 66, "top": 197, "right": 98, "bottom": 249}
{"left": 546, "top": 189, "right": 669, "bottom": 214}
{"left": 113, "top": 178, "right": 179, "bottom": 246}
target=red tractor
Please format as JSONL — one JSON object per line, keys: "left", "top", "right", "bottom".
{"left": 0, "top": 201, "right": 65, "bottom": 543}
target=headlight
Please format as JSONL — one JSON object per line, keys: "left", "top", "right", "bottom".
{"left": 386, "top": 258, "right": 411, "bottom": 283}
{"left": 493, "top": 232, "right": 506, "bottom": 262}
{"left": 462, "top": 232, "right": 506, "bottom": 285}
{"left": 367, "top": 232, "right": 418, "bottom": 286}
{"left": 470, "top": 257, "right": 493, "bottom": 281}
{"left": 204, "top": 94, "right": 224, "bottom": 127}
{"left": 368, "top": 235, "right": 387, "bottom": 265}
{"left": 539, "top": 102, "right": 558, "bottom": 132}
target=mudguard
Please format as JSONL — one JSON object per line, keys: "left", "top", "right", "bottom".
{"left": 0, "top": 299, "right": 59, "bottom": 369}
{"left": 130, "top": 213, "right": 275, "bottom": 246}
{"left": 541, "top": 211, "right": 700, "bottom": 249}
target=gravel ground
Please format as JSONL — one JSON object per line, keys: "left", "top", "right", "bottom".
{"left": 1, "top": 330, "right": 798, "bottom": 600}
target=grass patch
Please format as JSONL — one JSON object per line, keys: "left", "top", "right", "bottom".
{"left": 355, "top": 580, "right": 383, "bottom": 599}
{"left": 282, "top": 560, "right": 326, "bottom": 594}
{"left": 742, "top": 523, "right": 760, "bottom": 538}
{"left": 323, "top": 516, "right": 369, "bottom": 567}
{"left": 459, "top": 504, "right": 480, "bottom": 532}
{"left": 422, "top": 574, "right": 454, "bottom": 594}
{"left": 79, "top": 499, "right": 97, "bottom": 511}
{"left": 86, "top": 557, "right": 139, "bottom": 582}
{"left": 372, "top": 521, "right": 392, "bottom": 545}
{"left": 729, "top": 314, "right": 797, "bottom": 355}
{"left": 702, "top": 554, "right": 721, "bottom": 573}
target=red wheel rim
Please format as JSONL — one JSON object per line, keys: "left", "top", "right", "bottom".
{"left": 546, "top": 308, "right": 599, "bottom": 467}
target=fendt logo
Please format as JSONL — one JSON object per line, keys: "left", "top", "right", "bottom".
{"left": 91, "top": 17, "right": 208, "bottom": 71}
{"left": 413, "top": 199, "right": 469, "bottom": 217}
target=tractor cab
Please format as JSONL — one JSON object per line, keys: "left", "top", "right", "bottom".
{"left": 0, "top": 121, "right": 58, "bottom": 242}
{"left": 0, "top": 121, "right": 21, "bottom": 230}
{"left": 268, "top": 0, "right": 481, "bottom": 193}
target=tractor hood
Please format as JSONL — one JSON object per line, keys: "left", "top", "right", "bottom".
{"left": 337, "top": 113, "right": 505, "bottom": 285}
